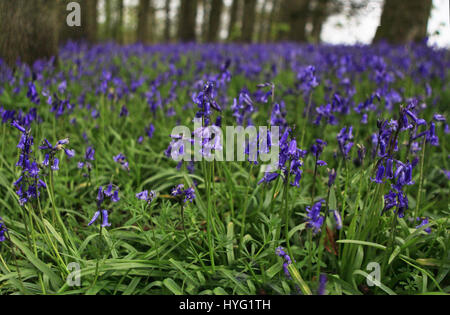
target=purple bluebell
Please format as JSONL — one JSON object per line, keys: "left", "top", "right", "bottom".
{"left": 0, "top": 218, "right": 6, "bottom": 242}
{"left": 318, "top": 274, "right": 327, "bottom": 295}
{"left": 171, "top": 184, "right": 196, "bottom": 203}
{"left": 88, "top": 210, "right": 111, "bottom": 228}
{"left": 276, "top": 247, "right": 293, "bottom": 279}
{"left": 306, "top": 200, "right": 325, "bottom": 234}
{"left": 114, "top": 153, "right": 130, "bottom": 171}
{"left": 416, "top": 217, "right": 431, "bottom": 234}
{"left": 136, "top": 190, "right": 156, "bottom": 203}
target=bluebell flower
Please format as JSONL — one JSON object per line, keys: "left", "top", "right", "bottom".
{"left": 88, "top": 210, "right": 111, "bottom": 228}
{"left": 276, "top": 247, "right": 293, "bottom": 279}
{"left": 114, "top": 153, "right": 130, "bottom": 171}
{"left": 306, "top": 200, "right": 325, "bottom": 234}
{"left": 416, "top": 217, "right": 431, "bottom": 234}
{"left": 328, "top": 169, "right": 337, "bottom": 187}
{"left": 171, "top": 184, "right": 196, "bottom": 203}
{"left": 371, "top": 164, "right": 385, "bottom": 184}
{"left": 318, "top": 274, "right": 327, "bottom": 295}
{"left": 332, "top": 210, "right": 342, "bottom": 230}
{"left": 136, "top": 190, "right": 156, "bottom": 203}
{"left": 0, "top": 217, "right": 7, "bottom": 242}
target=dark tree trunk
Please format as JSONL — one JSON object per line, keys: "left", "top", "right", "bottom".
{"left": 241, "top": 0, "right": 257, "bottom": 42}
{"left": 164, "top": 0, "right": 172, "bottom": 42}
{"left": 227, "top": 0, "right": 241, "bottom": 40}
{"left": 207, "top": 0, "right": 224, "bottom": 42}
{"left": 178, "top": 0, "right": 198, "bottom": 42}
{"left": 373, "top": 0, "right": 432, "bottom": 44}
{"left": 60, "top": 0, "right": 98, "bottom": 43}
{"left": 0, "top": 0, "right": 59, "bottom": 67}
{"left": 137, "top": 0, "right": 152, "bottom": 43}
{"left": 113, "top": 0, "right": 125, "bottom": 43}
{"left": 278, "top": 0, "right": 310, "bottom": 42}
{"left": 311, "top": 0, "right": 329, "bottom": 43}
{"left": 105, "top": 0, "right": 112, "bottom": 39}
{"left": 85, "top": 0, "right": 99, "bottom": 42}
{"left": 266, "top": 0, "right": 279, "bottom": 42}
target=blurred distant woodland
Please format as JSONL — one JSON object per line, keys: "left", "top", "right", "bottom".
{"left": 0, "top": 0, "right": 435, "bottom": 66}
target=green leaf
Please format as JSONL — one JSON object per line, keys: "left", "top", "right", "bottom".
{"left": 163, "top": 278, "right": 183, "bottom": 295}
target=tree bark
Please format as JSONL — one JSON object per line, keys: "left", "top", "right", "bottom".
{"left": 257, "top": 0, "right": 269, "bottom": 42}
{"left": 266, "top": 0, "right": 279, "bottom": 42}
{"left": 278, "top": 0, "right": 310, "bottom": 42}
{"left": 373, "top": 0, "right": 433, "bottom": 44}
{"left": 241, "top": 0, "right": 257, "bottom": 42}
{"left": 0, "top": 0, "right": 59, "bottom": 67}
{"left": 137, "top": 0, "right": 152, "bottom": 43}
{"left": 113, "top": 0, "right": 125, "bottom": 43}
{"left": 164, "top": 0, "right": 172, "bottom": 42}
{"left": 207, "top": 0, "right": 224, "bottom": 42}
{"left": 227, "top": 0, "right": 241, "bottom": 40}
{"left": 311, "top": 0, "right": 329, "bottom": 43}
{"left": 178, "top": 0, "right": 198, "bottom": 42}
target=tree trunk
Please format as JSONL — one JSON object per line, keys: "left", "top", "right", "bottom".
{"left": 278, "top": 0, "right": 310, "bottom": 42}
{"left": 137, "top": 0, "right": 152, "bottom": 43}
{"left": 207, "top": 0, "right": 223, "bottom": 42}
{"left": 373, "top": 0, "right": 432, "bottom": 44}
{"left": 266, "top": 0, "right": 279, "bottom": 42}
{"left": 0, "top": 0, "right": 59, "bottom": 67}
{"left": 311, "top": 0, "right": 329, "bottom": 43}
{"left": 164, "top": 0, "right": 172, "bottom": 42}
{"left": 227, "top": 0, "right": 241, "bottom": 40}
{"left": 178, "top": 0, "right": 198, "bottom": 42}
{"left": 85, "top": 0, "right": 98, "bottom": 42}
{"left": 241, "top": 0, "right": 257, "bottom": 42}
{"left": 257, "top": 0, "right": 269, "bottom": 42}
{"left": 201, "top": 0, "right": 210, "bottom": 42}
{"left": 60, "top": 0, "right": 98, "bottom": 43}
{"left": 105, "top": 0, "right": 112, "bottom": 39}
{"left": 113, "top": 0, "right": 125, "bottom": 43}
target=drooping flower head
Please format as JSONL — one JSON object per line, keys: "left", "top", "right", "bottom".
{"left": 306, "top": 200, "right": 325, "bottom": 234}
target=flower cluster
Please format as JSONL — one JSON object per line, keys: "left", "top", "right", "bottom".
{"left": 78, "top": 146, "right": 95, "bottom": 176}
{"left": 40, "top": 138, "right": 75, "bottom": 171}
{"left": 0, "top": 217, "right": 7, "bottom": 242}
{"left": 136, "top": 190, "right": 156, "bottom": 204}
{"left": 337, "top": 126, "right": 354, "bottom": 159}
{"left": 276, "top": 247, "right": 293, "bottom": 279}
{"left": 114, "top": 153, "right": 130, "bottom": 171}
{"left": 171, "top": 184, "right": 196, "bottom": 203}
{"left": 12, "top": 121, "right": 46, "bottom": 206}
{"left": 306, "top": 200, "right": 325, "bottom": 234}
{"left": 258, "top": 128, "right": 307, "bottom": 187}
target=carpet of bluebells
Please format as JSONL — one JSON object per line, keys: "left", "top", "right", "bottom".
{"left": 0, "top": 42, "right": 449, "bottom": 295}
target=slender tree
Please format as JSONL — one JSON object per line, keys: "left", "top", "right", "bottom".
{"left": 0, "top": 0, "right": 59, "bottom": 67}
{"left": 278, "top": 0, "right": 310, "bottom": 42}
{"left": 241, "top": 0, "right": 257, "bottom": 42}
{"left": 373, "top": 0, "right": 433, "bottom": 44}
{"left": 105, "top": 0, "right": 112, "bottom": 39}
{"left": 178, "top": 0, "right": 198, "bottom": 42}
{"left": 311, "top": 0, "right": 329, "bottom": 43}
{"left": 207, "top": 0, "right": 224, "bottom": 42}
{"left": 164, "top": 0, "right": 172, "bottom": 42}
{"left": 113, "top": 0, "right": 125, "bottom": 43}
{"left": 266, "top": 0, "right": 279, "bottom": 42}
{"left": 257, "top": 0, "right": 269, "bottom": 42}
{"left": 227, "top": 0, "right": 241, "bottom": 40}
{"left": 137, "top": 0, "right": 152, "bottom": 43}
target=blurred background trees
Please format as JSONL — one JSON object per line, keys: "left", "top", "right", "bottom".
{"left": 0, "top": 0, "right": 441, "bottom": 66}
